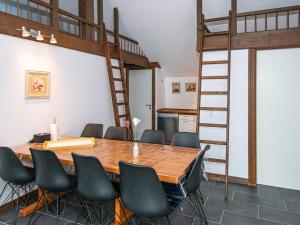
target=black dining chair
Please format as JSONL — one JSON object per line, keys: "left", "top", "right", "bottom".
{"left": 104, "top": 126, "right": 127, "bottom": 141}
{"left": 119, "top": 161, "right": 173, "bottom": 224}
{"left": 0, "top": 147, "right": 35, "bottom": 224}
{"left": 165, "top": 145, "right": 210, "bottom": 225}
{"left": 71, "top": 153, "right": 121, "bottom": 224}
{"left": 81, "top": 123, "right": 103, "bottom": 139}
{"left": 28, "top": 149, "right": 76, "bottom": 225}
{"left": 171, "top": 132, "right": 200, "bottom": 149}
{"left": 140, "top": 129, "right": 165, "bottom": 145}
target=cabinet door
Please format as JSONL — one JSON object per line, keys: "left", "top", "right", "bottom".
{"left": 179, "top": 115, "right": 196, "bottom": 132}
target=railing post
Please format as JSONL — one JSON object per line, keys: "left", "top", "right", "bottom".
{"left": 79, "top": 0, "right": 94, "bottom": 40}
{"left": 50, "top": 0, "right": 59, "bottom": 31}
{"left": 114, "top": 7, "right": 120, "bottom": 47}
{"left": 97, "top": 0, "right": 103, "bottom": 43}
{"left": 231, "top": 0, "right": 237, "bottom": 34}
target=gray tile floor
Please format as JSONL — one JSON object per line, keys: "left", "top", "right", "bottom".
{"left": 1, "top": 181, "right": 300, "bottom": 225}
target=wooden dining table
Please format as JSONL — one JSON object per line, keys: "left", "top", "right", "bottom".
{"left": 12, "top": 138, "right": 200, "bottom": 225}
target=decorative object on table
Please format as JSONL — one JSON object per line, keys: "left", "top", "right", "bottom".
{"left": 17, "top": 26, "right": 57, "bottom": 44}
{"left": 43, "top": 138, "right": 96, "bottom": 150}
{"left": 132, "top": 117, "right": 141, "bottom": 157}
{"left": 50, "top": 117, "right": 59, "bottom": 141}
{"left": 25, "top": 70, "right": 50, "bottom": 99}
{"left": 185, "top": 82, "right": 197, "bottom": 92}
{"left": 33, "top": 133, "right": 51, "bottom": 144}
{"left": 172, "top": 82, "right": 180, "bottom": 93}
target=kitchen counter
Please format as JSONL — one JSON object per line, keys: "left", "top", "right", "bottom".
{"left": 157, "top": 108, "right": 198, "bottom": 115}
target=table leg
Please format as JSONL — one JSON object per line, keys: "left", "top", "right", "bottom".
{"left": 112, "top": 198, "right": 133, "bottom": 225}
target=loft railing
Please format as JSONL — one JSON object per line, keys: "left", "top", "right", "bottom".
{"left": 237, "top": 5, "right": 300, "bottom": 33}
{"left": 0, "top": 0, "right": 146, "bottom": 56}
{"left": 202, "top": 5, "right": 300, "bottom": 34}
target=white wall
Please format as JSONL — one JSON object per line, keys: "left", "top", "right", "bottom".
{"left": 200, "top": 50, "right": 249, "bottom": 179}
{"left": 257, "top": 48, "right": 300, "bottom": 190}
{"left": 164, "top": 76, "right": 198, "bottom": 109}
{"left": 0, "top": 34, "right": 115, "bottom": 147}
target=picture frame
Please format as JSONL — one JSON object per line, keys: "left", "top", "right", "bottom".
{"left": 185, "top": 82, "right": 197, "bottom": 92}
{"left": 172, "top": 82, "right": 181, "bottom": 94}
{"left": 25, "top": 70, "right": 50, "bottom": 99}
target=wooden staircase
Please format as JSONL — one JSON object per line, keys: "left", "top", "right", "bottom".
{"left": 103, "top": 23, "right": 133, "bottom": 138}
{"left": 196, "top": 12, "right": 232, "bottom": 199}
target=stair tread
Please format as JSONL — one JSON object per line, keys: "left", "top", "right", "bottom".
{"left": 200, "top": 140, "right": 227, "bottom": 145}
{"left": 199, "top": 123, "right": 228, "bottom": 128}
{"left": 202, "top": 76, "right": 228, "bottom": 80}
{"left": 201, "top": 91, "right": 228, "bottom": 95}
{"left": 119, "top": 114, "right": 129, "bottom": 118}
{"left": 112, "top": 66, "right": 120, "bottom": 69}
{"left": 113, "top": 78, "right": 123, "bottom": 81}
{"left": 203, "top": 31, "right": 229, "bottom": 37}
{"left": 200, "top": 107, "right": 228, "bottom": 111}
{"left": 116, "top": 102, "right": 127, "bottom": 105}
{"left": 202, "top": 60, "right": 228, "bottom": 65}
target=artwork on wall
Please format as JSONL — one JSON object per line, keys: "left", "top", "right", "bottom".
{"left": 25, "top": 70, "right": 50, "bottom": 99}
{"left": 185, "top": 82, "right": 197, "bottom": 92}
{"left": 172, "top": 82, "right": 180, "bottom": 93}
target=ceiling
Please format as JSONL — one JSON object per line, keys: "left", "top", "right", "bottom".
{"left": 104, "top": 0, "right": 300, "bottom": 77}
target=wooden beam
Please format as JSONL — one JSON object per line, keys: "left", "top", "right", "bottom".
{"left": 78, "top": 0, "right": 94, "bottom": 39}
{"left": 231, "top": 0, "right": 237, "bottom": 34}
{"left": 0, "top": 12, "right": 150, "bottom": 67}
{"left": 248, "top": 49, "right": 257, "bottom": 186}
{"left": 197, "top": 0, "right": 202, "bottom": 51}
{"left": 152, "top": 68, "right": 156, "bottom": 130}
{"left": 50, "top": 0, "right": 59, "bottom": 31}
{"left": 202, "top": 28, "right": 300, "bottom": 50}
{"left": 97, "top": 0, "right": 103, "bottom": 42}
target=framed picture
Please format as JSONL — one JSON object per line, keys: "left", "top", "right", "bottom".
{"left": 185, "top": 82, "right": 197, "bottom": 92}
{"left": 25, "top": 70, "right": 50, "bottom": 99}
{"left": 172, "top": 82, "right": 180, "bottom": 94}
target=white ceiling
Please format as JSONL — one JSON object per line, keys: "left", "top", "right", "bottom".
{"left": 104, "top": 0, "right": 300, "bottom": 77}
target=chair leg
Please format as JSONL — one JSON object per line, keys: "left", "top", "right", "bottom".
{"left": 0, "top": 183, "right": 9, "bottom": 203}
{"left": 166, "top": 216, "right": 172, "bottom": 225}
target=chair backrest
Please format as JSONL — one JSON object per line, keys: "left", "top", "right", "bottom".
{"left": 0, "top": 147, "right": 31, "bottom": 184}
{"left": 72, "top": 153, "right": 118, "bottom": 201}
{"left": 104, "top": 126, "right": 127, "bottom": 141}
{"left": 30, "top": 149, "right": 71, "bottom": 192}
{"left": 119, "top": 161, "right": 171, "bottom": 218}
{"left": 81, "top": 123, "right": 103, "bottom": 139}
{"left": 171, "top": 132, "right": 200, "bottom": 149}
{"left": 140, "top": 129, "right": 164, "bottom": 145}
{"left": 184, "top": 145, "right": 210, "bottom": 194}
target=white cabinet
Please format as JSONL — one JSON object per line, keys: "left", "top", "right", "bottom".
{"left": 179, "top": 115, "right": 197, "bottom": 132}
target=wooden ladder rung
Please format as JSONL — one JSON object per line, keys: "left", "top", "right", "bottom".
{"left": 201, "top": 91, "right": 228, "bottom": 95}
{"left": 200, "top": 107, "right": 228, "bottom": 111}
{"left": 112, "top": 66, "right": 120, "bottom": 70}
{"left": 202, "top": 60, "right": 228, "bottom": 65}
{"left": 119, "top": 114, "right": 129, "bottom": 118}
{"left": 115, "top": 90, "right": 126, "bottom": 93}
{"left": 202, "top": 76, "right": 228, "bottom": 80}
{"left": 113, "top": 78, "right": 123, "bottom": 82}
{"left": 203, "top": 31, "right": 229, "bottom": 37}
{"left": 205, "top": 158, "right": 227, "bottom": 163}
{"left": 199, "top": 123, "right": 227, "bottom": 128}
{"left": 200, "top": 140, "right": 227, "bottom": 145}
{"left": 108, "top": 41, "right": 114, "bottom": 46}
{"left": 117, "top": 102, "right": 127, "bottom": 106}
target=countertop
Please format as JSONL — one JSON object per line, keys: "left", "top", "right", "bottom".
{"left": 157, "top": 108, "right": 198, "bottom": 115}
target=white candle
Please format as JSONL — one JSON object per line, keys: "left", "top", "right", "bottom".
{"left": 50, "top": 123, "right": 59, "bottom": 141}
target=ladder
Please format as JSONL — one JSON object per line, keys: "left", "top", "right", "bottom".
{"left": 196, "top": 12, "right": 232, "bottom": 199}
{"left": 103, "top": 23, "right": 133, "bottom": 139}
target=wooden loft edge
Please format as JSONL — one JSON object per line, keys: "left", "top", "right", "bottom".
{"left": 0, "top": 12, "right": 150, "bottom": 68}
{"left": 199, "top": 28, "right": 300, "bottom": 51}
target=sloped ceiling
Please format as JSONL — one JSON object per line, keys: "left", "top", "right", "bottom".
{"left": 104, "top": 0, "right": 300, "bottom": 77}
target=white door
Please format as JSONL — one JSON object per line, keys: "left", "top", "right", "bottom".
{"left": 129, "top": 70, "right": 152, "bottom": 140}
{"left": 257, "top": 48, "right": 300, "bottom": 190}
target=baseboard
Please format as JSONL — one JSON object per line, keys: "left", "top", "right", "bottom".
{"left": 0, "top": 189, "right": 37, "bottom": 214}
{"left": 206, "top": 172, "right": 249, "bottom": 185}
